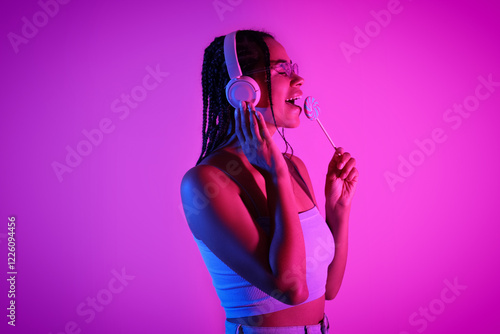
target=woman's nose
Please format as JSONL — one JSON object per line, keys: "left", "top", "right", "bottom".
{"left": 292, "top": 74, "right": 304, "bottom": 87}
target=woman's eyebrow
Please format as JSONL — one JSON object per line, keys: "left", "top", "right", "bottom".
{"left": 270, "top": 59, "right": 291, "bottom": 64}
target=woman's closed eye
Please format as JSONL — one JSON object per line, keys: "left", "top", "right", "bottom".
{"left": 272, "top": 64, "right": 289, "bottom": 76}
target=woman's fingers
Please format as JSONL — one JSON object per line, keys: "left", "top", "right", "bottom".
{"left": 236, "top": 101, "right": 266, "bottom": 143}
{"left": 327, "top": 148, "right": 357, "bottom": 179}
{"left": 335, "top": 147, "right": 344, "bottom": 158}
{"left": 239, "top": 101, "right": 252, "bottom": 140}
{"left": 247, "top": 102, "right": 261, "bottom": 141}
{"left": 340, "top": 157, "right": 356, "bottom": 179}
{"left": 234, "top": 102, "right": 245, "bottom": 143}
{"left": 235, "top": 101, "right": 273, "bottom": 159}
{"left": 328, "top": 147, "right": 345, "bottom": 174}
{"left": 338, "top": 152, "right": 351, "bottom": 170}
{"left": 346, "top": 166, "right": 359, "bottom": 182}
{"left": 255, "top": 111, "right": 271, "bottom": 141}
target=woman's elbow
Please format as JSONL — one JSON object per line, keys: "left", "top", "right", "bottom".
{"left": 325, "top": 284, "right": 341, "bottom": 300}
{"left": 325, "top": 290, "right": 338, "bottom": 301}
{"left": 279, "top": 283, "right": 309, "bottom": 305}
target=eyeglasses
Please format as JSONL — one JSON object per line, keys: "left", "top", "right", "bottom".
{"left": 245, "top": 61, "right": 299, "bottom": 78}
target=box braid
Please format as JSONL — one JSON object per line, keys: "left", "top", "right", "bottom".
{"left": 196, "top": 30, "right": 295, "bottom": 166}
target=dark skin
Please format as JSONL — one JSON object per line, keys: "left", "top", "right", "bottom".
{"left": 181, "top": 37, "right": 358, "bottom": 326}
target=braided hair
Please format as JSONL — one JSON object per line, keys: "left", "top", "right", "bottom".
{"left": 196, "top": 29, "right": 294, "bottom": 166}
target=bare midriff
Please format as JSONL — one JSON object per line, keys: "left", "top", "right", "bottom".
{"left": 226, "top": 294, "right": 325, "bottom": 327}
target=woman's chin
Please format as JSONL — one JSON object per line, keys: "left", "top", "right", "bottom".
{"left": 284, "top": 113, "right": 301, "bottom": 128}
{"left": 290, "top": 118, "right": 300, "bottom": 128}
{"left": 279, "top": 118, "right": 300, "bottom": 129}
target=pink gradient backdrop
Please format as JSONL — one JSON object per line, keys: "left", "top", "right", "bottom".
{"left": 1, "top": 0, "right": 499, "bottom": 333}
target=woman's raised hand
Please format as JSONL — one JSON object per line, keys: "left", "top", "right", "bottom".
{"left": 234, "top": 101, "right": 287, "bottom": 177}
{"left": 325, "top": 147, "right": 359, "bottom": 210}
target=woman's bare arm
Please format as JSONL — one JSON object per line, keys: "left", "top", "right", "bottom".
{"left": 324, "top": 147, "right": 358, "bottom": 300}
{"left": 181, "top": 163, "right": 308, "bottom": 305}
{"left": 284, "top": 151, "right": 357, "bottom": 300}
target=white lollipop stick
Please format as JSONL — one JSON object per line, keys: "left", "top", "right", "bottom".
{"left": 315, "top": 118, "right": 337, "bottom": 149}
{"left": 304, "top": 96, "right": 338, "bottom": 151}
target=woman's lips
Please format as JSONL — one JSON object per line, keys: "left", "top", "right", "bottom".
{"left": 285, "top": 101, "right": 302, "bottom": 113}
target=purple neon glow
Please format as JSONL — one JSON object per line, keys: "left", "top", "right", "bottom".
{"left": 1, "top": 0, "right": 500, "bottom": 333}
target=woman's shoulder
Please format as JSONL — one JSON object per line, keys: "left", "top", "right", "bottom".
{"left": 181, "top": 149, "right": 244, "bottom": 190}
{"left": 283, "top": 153, "right": 309, "bottom": 175}
{"left": 180, "top": 158, "right": 243, "bottom": 224}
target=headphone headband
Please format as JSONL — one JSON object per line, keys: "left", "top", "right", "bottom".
{"left": 224, "top": 31, "right": 242, "bottom": 79}
{"left": 223, "top": 30, "right": 261, "bottom": 108}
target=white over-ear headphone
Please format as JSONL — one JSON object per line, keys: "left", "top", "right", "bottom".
{"left": 224, "top": 31, "right": 261, "bottom": 108}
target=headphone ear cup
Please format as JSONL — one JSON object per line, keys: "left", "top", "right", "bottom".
{"left": 225, "top": 76, "right": 261, "bottom": 108}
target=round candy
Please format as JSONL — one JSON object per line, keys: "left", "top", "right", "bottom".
{"left": 304, "top": 96, "right": 320, "bottom": 121}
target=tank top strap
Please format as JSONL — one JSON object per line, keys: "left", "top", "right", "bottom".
{"left": 207, "top": 165, "right": 264, "bottom": 220}
{"left": 283, "top": 154, "right": 315, "bottom": 205}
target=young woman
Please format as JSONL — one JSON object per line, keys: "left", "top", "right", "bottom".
{"left": 181, "top": 30, "right": 359, "bottom": 334}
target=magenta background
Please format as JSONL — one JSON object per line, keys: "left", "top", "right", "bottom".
{"left": 1, "top": 0, "right": 500, "bottom": 333}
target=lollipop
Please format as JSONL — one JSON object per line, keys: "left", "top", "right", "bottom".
{"left": 304, "top": 96, "right": 320, "bottom": 120}
{"left": 304, "top": 96, "right": 338, "bottom": 150}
